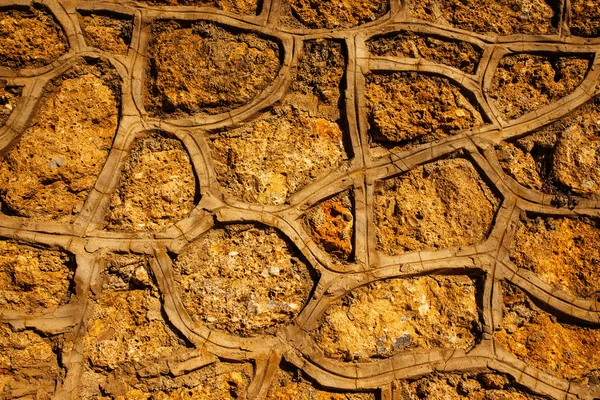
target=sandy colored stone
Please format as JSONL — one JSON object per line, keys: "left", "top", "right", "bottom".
{"left": 0, "top": 241, "right": 73, "bottom": 312}
{"left": 288, "top": 39, "right": 345, "bottom": 121}
{"left": 366, "top": 72, "right": 483, "bottom": 146}
{"left": 104, "top": 131, "right": 196, "bottom": 232}
{"left": 395, "top": 372, "right": 549, "bottom": 399}
{"left": 81, "top": 254, "right": 204, "bottom": 398}
{"left": 145, "top": 21, "right": 280, "bottom": 117}
{"left": 410, "top": 0, "right": 558, "bottom": 35}
{"left": 367, "top": 32, "right": 482, "bottom": 74}
{"left": 135, "top": 0, "right": 258, "bottom": 14}
{"left": 267, "top": 366, "right": 375, "bottom": 399}
{"left": 210, "top": 106, "right": 346, "bottom": 205}
{"left": 373, "top": 158, "right": 500, "bottom": 256}
{"left": 312, "top": 275, "right": 480, "bottom": 361}
{"left": 510, "top": 216, "right": 600, "bottom": 299}
{"left": 173, "top": 225, "right": 314, "bottom": 336}
{"left": 497, "top": 96, "right": 600, "bottom": 196}
{"left": 79, "top": 13, "right": 133, "bottom": 54}
{"left": 496, "top": 282, "right": 600, "bottom": 384}
{"left": 489, "top": 54, "right": 589, "bottom": 120}
{"left": 0, "top": 82, "right": 20, "bottom": 127}
{"left": 0, "top": 7, "right": 67, "bottom": 69}
{"left": 287, "top": 0, "right": 388, "bottom": 29}
{"left": 0, "top": 324, "right": 63, "bottom": 400}
{"left": 304, "top": 191, "right": 353, "bottom": 261}
{"left": 0, "top": 61, "right": 119, "bottom": 222}
{"left": 570, "top": 0, "right": 600, "bottom": 37}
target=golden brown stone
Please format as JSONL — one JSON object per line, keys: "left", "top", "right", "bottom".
{"left": 79, "top": 12, "right": 133, "bottom": 54}
{"left": 312, "top": 275, "right": 480, "bottom": 361}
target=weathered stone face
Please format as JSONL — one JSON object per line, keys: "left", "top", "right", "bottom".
{"left": 145, "top": 21, "right": 281, "bottom": 117}
{"left": 312, "top": 275, "right": 481, "bottom": 361}
{"left": 0, "top": 61, "right": 120, "bottom": 222}
{"left": 373, "top": 158, "right": 500, "bottom": 255}
{"left": 1, "top": 0, "right": 599, "bottom": 398}
{"left": 173, "top": 225, "right": 315, "bottom": 336}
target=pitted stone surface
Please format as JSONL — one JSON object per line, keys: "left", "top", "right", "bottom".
{"left": 0, "top": 61, "right": 119, "bottom": 222}
{"left": 0, "top": 241, "right": 73, "bottom": 312}
{"left": 366, "top": 72, "right": 483, "bottom": 147}
{"left": 104, "top": 131, "right": 197, "bottom": 232}
{"left": 312, "top": 275, "right": 480, "bottom": 361}
{"left": 373, "top": 158, "right": 500, "bottom": 255}
{"left": 0, "top": 6, "right": 67, "bottom": 69}
{"left": 145, "top": 20, "right": 280, "bottom": 117}
{"left": 490, "top": 54, "right": 590, "bottom": 120}
{"left": 0, "top": 0, "right": 599, "bottom": 398}
{"left": 510, "top": 216, "right": 600, "bottom": 299}
{"left": 173, "top": 225, "right": 314, "bottom": 336}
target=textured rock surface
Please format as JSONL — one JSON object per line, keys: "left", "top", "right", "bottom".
{"left": 80, "top": 254, "right": 200, "bottom": 398}
{"left": 496, "top": 282, "right": 600, "bottom": 384}
{"left": 570, "top": 0, "right": 600, "bottom": 37}
{"left": 368, "top": 32, "right": 482, "bottom": 74}
{"left": 0, "top": 241, "right": 73, "bottom": 312}
{"left": 145, "top": 21, "right": 280, "bottom": 117}
{"left": 304, "top": 191, "right": 353, "bottom": 261}
{"left": 0, "top": 82, "right": 20, "bottom": 127}
{"left": 0, "top": 61, "right": 119, "bottom": 222}
{"left": 510, "top": 216, "right": 600, "bottom": 299}
{"left": 287, "top": 0, "right": 388, "bottom": 29}
{"left": 136, "top": 0, "right": 258, "bottom": 14}
{"left": 267, "top": 365, "right": 375, "bottom": 399}
{"left": 0, "top": 324, "right": 64, "bottom": 400}
{"left": 0, "top": 7, "right": 67, "bottom": 69}
{"left": 79, "top": 12, "right": 133, "bottom": 54}
{"left": 173, "top": 225, "right": 314, "bottom": 336}
{"left": 210, "top": 107, "right": 345, "bottom": 205}
{"left": 374, "top": 158, "right": 500, "bottom": 256}
{"left": 410, "top": 0, "right": 558, "bottom": 35}
{"left": 489, "top": 54, "right": 589, "bottom": 120}
{"left": 496, "top": 96, "right": 600, "bottom": 196}
{"left": 394, "top": 372, "right": 549, "bottom": 399}
{"left": 312, "top": 275, "right": 480, "bottom": 361}
{"left": 366, "top": 72, "right": 483, "bottom": 146}
{"left": 104, "top": 131, "right": 196, "bottom": 232}
{"left": 210, "top": 40, "right": 346, "bottom": 205}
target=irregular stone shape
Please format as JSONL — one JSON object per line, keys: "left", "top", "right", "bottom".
{"left": 136, "top": 0, "right": 258, "bottom": 15}
{"left": 0, "top": 241, "right": 73, "bottom": 312}
{"left": 267, "top": 365, "right": 376, "bottom": 399}
{"left": 173, "top": 225, "right": 314, "bottom": 336}
{"left": 367, "top": 32, "right": 482, "bottom": 74}
{"left": 0, "top": 82, "right": 21, "bottom": 127}
{"left": 304, "top": 191, "right": 353, "bottom": 261}
{"left": 395, "top": 372, "right": 549, "bottom": 399}
{"left": 366, "top": 72, "right": 483, "bottom": 146}
{"left": 81, "top": 254, "right": 205, "bottom": 398}
{"left": 496, "top": 96, "right": 600, "bottom": 196}
{"left": 489, "top": 54, "right": 589, "bottom": 120}
{"left": 79, "top": 12, "right": 133, "bottom": 54}
{"left": 570, "top": 0, "right": 600, "bottom": 37}
{"left": 0, "top": 7, "right": 67, "bottom": 69}
{"left": 312, "top": 275, "right": 480, "bottom": 361}
{"left": 373, "top": 158, "right": 500, "bottom": 256}
{"left": 210, "top": 106, "right": 346, "bottom": 205}
{"left": 0, "top": 61, "right": 120, "bottom": 222}
{"left": 410, "top": 0, "right": 559, "bottom": 35}
{"left": 145, "top": 21, "right": 280, "bottom": 117}
{"left": 0, "top": 324, "right": 63, "bottom": 400}
{"left": 288, "top": 39, "right": 345, "bottom": 121}
{"left": 287, "top": 0, "right": 388, "bottom": 29}
{"left": 104, "top": 131, "right": 197, "bottom": 232}
{"left": 495, "top": 282, "right": 600, "bottom": 384}
{"left": 510, "top": 216, "right": 600, "bottom": 299}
